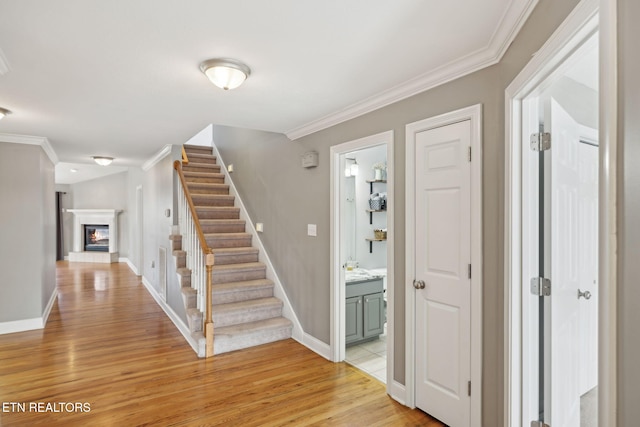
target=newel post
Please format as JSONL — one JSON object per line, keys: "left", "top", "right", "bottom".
{"left": 205, "top": 252, "right": 215, "bottom": 358}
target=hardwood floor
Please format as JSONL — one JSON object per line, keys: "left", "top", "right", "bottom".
{"left": 0, "top": 262, "right": 443, "bottom": 426}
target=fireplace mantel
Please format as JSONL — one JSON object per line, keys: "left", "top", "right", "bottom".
{"left": 67, "top": 209, "right": 123, "bottom": 263}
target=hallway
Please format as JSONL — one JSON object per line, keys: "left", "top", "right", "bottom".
{"left": 0, "top": 262, "right": 441, "bottom": 426}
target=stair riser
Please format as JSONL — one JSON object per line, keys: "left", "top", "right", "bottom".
{"left": 213, "top": 252, "right": 259, "bottom": 265}
{"left": 183, "top": 164, "right": 221, "bottom": 173}
{"left": 214, "top": 325, "right": 292, "bottom": 355}
{"left": 174, "top": 253, "right": 186, "bottom": 268}
{"left": 182, "top": 289, "right": 197, "bottom": 310}
{"left": 200, "top": 223, "right": 246, "bottom": 233}
{"left": 191, "top": 195, "right": 235, "bottom": 207}
{"left": 185, "top": 176, "right": 225, "bottom": 184}
{"left": 187, "top": 184, "right": 230, "bottom": 195}
{"left": 212, "top": 287, "right": 273, "bottom": 305}
{"left": 213, "top": 268, "right": 266, "bottom": 284}
{"left": 197, "top": 209, "right": 240, "bottom": 220}
{"left": 213, "top": 305, "right": 283, "bottom": 328}
{"left": 186, "top": 308, "right": 202, "bottom": 332}
{"left": 206, "top": 236, "right": 252, "bottom": 249}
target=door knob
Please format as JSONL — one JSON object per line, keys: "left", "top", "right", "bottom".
{"left": 578, "top": 289, "right": 592, "bottom": 300}
{"left": 413, "top": 279, "right": 426, "bottom": 289}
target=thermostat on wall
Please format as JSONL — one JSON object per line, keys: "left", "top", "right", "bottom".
{"left": 301, "top": 151, "right": 319, "bottom": 168}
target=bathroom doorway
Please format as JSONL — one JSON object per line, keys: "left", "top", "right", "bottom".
{"left": 330, "top": 131, "right": 395, "bottom": 391}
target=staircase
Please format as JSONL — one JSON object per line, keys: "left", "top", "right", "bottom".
{"left": 170, "top": 144, "right": 292, "bottom": 355}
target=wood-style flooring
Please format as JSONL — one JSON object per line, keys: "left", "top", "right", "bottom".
{"left": 0, "top": 261, "right": 444, "bottom": 426}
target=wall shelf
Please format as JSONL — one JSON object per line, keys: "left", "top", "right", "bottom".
{"left": 365, "top": 238, "right": 387, "bottom": 253}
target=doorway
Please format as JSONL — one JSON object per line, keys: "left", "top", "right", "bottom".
{"left": 330, "top": 130, "right": 395, "bottom": 391}
{"left": 504, "top": 2, "right": 601, "bottom": 425}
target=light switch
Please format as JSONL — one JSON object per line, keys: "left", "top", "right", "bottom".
{"left": 307, "top": 224, "right": 317, "bottom": 237}
{"left": 256, "top": 222, "right": 264, "bottom": 232}
{"left": 227, "top": 164, "right": 234, "bottom": 173}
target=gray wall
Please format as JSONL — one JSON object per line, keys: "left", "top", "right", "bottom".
{"left": 70, "top": 171, "right": 130, "bottom": 257}
{"left": 0, "top": 142, "right": 56, "bottom": 322}
{"left": 211, "top": 0, "right": 580, "bottom": 425}
{"left": 617, "top": 0, "right": 640, "bottom": 423}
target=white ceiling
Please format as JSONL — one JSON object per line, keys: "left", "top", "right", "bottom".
{"left": 0, "top": 0, "right": 536, "bottom": 183}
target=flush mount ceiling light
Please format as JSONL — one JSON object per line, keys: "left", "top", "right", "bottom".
{"left": 0, "top": 107, "right": 11, "bottom": 120}
{"left": 199, "top": 58, "right": 251, "bottom": 90}
{"left": 92, "top": 156, "right": 113, "bottom": 166}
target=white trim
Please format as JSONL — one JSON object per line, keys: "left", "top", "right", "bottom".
{"left": 142, "top": 144, "right": 172, "bottom": 172}
{"left": 120, "top": 257, "right": 140, "bottom": 276}
{"left": 389, "top": 380, "right": 407, "bottom": 406}
{"left": 141, "top": 275, "right": 200, "bottom": 355}
{"left": 0, "top": 289, "right": 58, "bottom": 335}
{"left": 0, "top": 133, "right": 59, "bottom": 165}
{"left": 329, "top": 130, "right": 395, "bottom": 395}
{"left": 297, "top": 332, "right": 332, "bottom": 361}
{"left": 210, "top": 139, "right": 304, "bottom": 343}
{"left": 598, "top": 0, "right": 617, "bottom": 425}
{"left": 503, "top": 1, "right": 600, "bottom": 425}
{"left": 42, "top": 288, "right": 58, "bottom": 327}
{"left": 405, "top": 104, "right": 483, "bottom": 425}
{"left": 285, "top": 2, "right": 536, "bottom": 141}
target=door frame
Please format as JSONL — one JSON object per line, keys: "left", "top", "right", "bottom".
{"left": 329, "top": 130, "right": 396, "bottom": 392}
{"left": 503, "top": 0, "right": 617, "bottom": 425}
{"left": 405, "top": 103, "right": 483, "bottom": 425}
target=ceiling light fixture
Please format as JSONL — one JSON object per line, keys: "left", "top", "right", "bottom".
{"left": 0, "top": 107, "right": 11, "bottom": 120}
{"left": 92, "top": 156, "right": 113, "bottom": 166}
{"left": 199, "top": 58, "right": 251, "bottom": 90}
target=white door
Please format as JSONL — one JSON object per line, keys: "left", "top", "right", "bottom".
{"left": 577, "top": 142, "right": 598, "bottom": 395}
{"left": 545, "top": 98, "right": 581, "bottom": 427}
{"left": 414, "top": 120, "right": 471, "bottom": 427}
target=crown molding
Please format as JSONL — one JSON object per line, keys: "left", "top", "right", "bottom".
{"left": 142, "top": 144, "right": 172, "bottom": 171}
{"left": 0, "top": 47, "right": 9, "bottom": 76}
{"left": 0, "top": 133, "right": 59, "bottom": 165}
{"left": 285, "top": 0, "right": 538, "bottom": 141}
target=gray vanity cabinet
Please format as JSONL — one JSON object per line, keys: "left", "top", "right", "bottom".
{"left": 346, "top": 278, "right": 384, "bottom": 345}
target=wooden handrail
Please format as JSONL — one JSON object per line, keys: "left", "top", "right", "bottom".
{"left": 173, "top": 159, "right": 214, "bottom": 357}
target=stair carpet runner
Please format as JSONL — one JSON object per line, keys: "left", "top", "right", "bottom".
{"left": 170, "top": 144, "right": 292, "bottom": 355}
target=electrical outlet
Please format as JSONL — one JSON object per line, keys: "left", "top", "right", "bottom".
{"left": 307, "top": 224, "right": 317, "bottom": 237}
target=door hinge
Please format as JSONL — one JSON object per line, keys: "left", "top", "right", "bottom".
{"left": 530, "top": 132, "right": 551, "bottom": 151}
{"left": 467, "top": 146, "right": 472, "bottom": 162}
{"left": 467, "top": 380, "right": 471, "bottom": 396}
{"left": 530, "top": 277, "right": 551, "bottom": 296}
{"left": 468, "top": 264, "right": 472, "bottom": 279}
{"left": 531, "top": 421, "right": 550, "bottom": 427}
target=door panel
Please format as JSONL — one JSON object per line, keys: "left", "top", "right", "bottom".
{"left": 546, "top": 98, "right": 581, "bottom": 427}
{"left": 414, "top": 120, "right": 471, "bottom": 427}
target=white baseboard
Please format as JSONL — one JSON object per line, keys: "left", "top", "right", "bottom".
{"left": 389, "top": 380, "right": 408, "bottom": 407}
{"left": 140, "top": 275, "right": 199, "bottom": 354}
{"left": 120, "top": 257, "right": 140, "bottom": 275}
{"left": 42, "top": 288, "right": 58, "bottom": 327}
{"left": 0, "top": 289, "right": 58, "bottom": 335}
{"left": 296, "top": 332, "right": 332, "bottom": 361}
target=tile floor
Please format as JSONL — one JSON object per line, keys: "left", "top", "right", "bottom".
{"left": 345, "top": 325, "right": 387, "bottom": 383}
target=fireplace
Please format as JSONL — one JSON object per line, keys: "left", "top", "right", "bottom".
{"left": 84, "top": 225, "right": 109, "bottom": 252}
{"left": 67, "top": 209, "right": 123, "bottom": 263}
